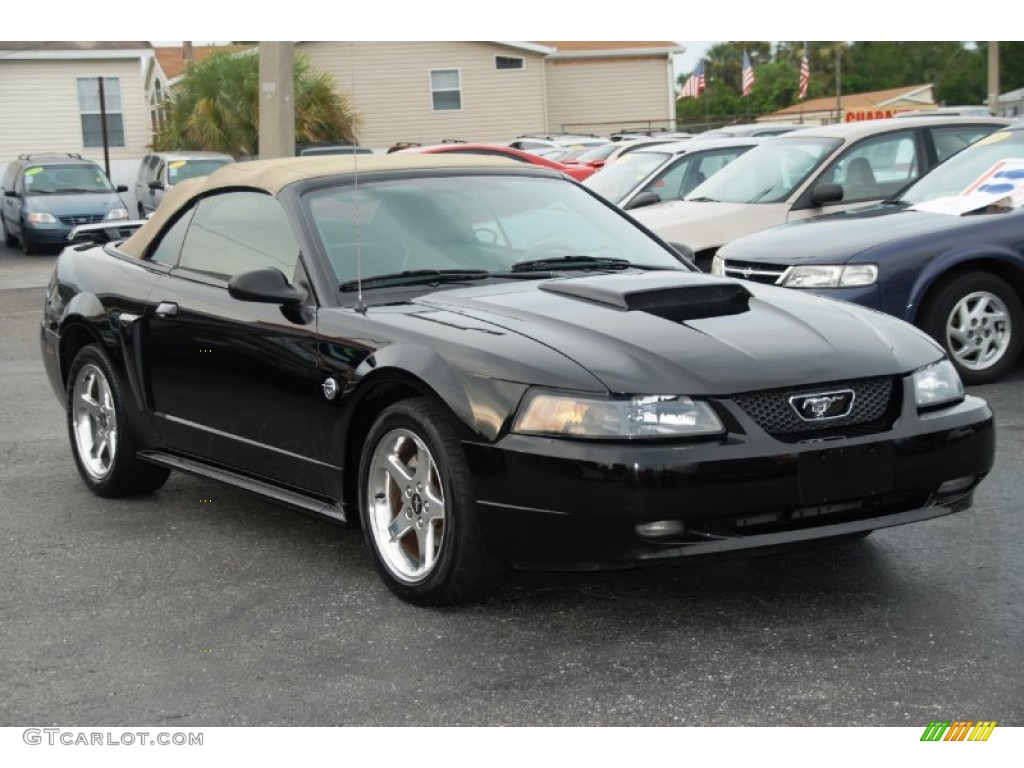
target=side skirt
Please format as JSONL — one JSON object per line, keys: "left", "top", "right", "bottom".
{"left": 138, "top": 450, "right": 347, "bottom": 525}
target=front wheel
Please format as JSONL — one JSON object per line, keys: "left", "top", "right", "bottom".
{"left": 920, "top": 272, "right": 1024, "bottom": 385}
{"left": 66, "top": 344, "right": 169, "bottom": 497}
{"left": 359, "top": 397, "right": 507, "bottom": 605}
{"left": 2, "top": 215, "right": 15, "bottom": 247}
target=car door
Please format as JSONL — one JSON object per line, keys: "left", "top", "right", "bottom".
{"left": 144, "top": 189, "right": 327, "bottom": 492}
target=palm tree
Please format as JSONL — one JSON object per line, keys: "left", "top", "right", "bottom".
{"left": 154, "top": 50, "right": 360, "bottom": 156}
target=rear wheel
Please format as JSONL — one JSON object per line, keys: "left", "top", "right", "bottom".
{"left": 359, "top": 397, "right": 507, "bottom": 605}
{"left": 67, "top": 344, "right": 169, "bottom": 497}
{"left": 920, "top": 272, "right": 1023, "bottom": 385}
{"left": 2, "top": 215, "right": 15, "bottom": 247}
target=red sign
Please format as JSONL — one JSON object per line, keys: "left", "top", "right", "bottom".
{"left": 844, "top": 109, "right": 911, "bottom": 122}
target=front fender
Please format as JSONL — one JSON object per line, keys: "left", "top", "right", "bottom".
{"left": 351, "top": 342, "right": 529, "bottom": 442}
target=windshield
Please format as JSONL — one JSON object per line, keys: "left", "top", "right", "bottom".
{"left": 304, "top": 175, "right": 689, "bottom": 288}
{"left": 898, "top": 128, "right": 1024, "bottom": 204}
{"left": 582, "top": 151, "right": 672, "bottom": 203}
{"left": 684, "top": 137, "right": 841, "bottom": 203}
{"left": 23, "top": 164, "right": 114, "bottom": 195}
{"left": 167, "top": 159, "right": 233, "bottom": 185}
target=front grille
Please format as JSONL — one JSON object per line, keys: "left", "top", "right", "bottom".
{"left": 57, "top": 214, "right": 105, "bottom": 226}
{"left": 720, "top": 259, "right": 788, "bottom": 285}
{"left": 731, "top": 376, "right": 900, "bottom": 442}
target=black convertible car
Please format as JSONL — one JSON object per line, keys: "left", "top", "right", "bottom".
{"left": 41, "top": 155, "right": 994, "bottom": 605}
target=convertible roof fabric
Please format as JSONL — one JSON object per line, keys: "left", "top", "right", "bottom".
{"left": 119, "top": 154, "right": 519, "bottom": 259}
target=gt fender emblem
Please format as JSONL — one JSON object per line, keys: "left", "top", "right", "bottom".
{"left": 322, "top": 377, "right": 339, "bottom": 401}
{"left": 789, "top": 390, "right": 855, "bottom": 421}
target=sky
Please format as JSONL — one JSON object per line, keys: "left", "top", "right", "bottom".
{"left": 45, "top": 0, "right": 999, "bottom": 50}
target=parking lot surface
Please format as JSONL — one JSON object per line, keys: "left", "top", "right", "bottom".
{"left": 1, "top": 243, "right": 1021, "bottom": 726}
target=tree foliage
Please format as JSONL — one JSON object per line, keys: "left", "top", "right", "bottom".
{"left": 676, "top": 41, "right": 1021, "bottom": 125}
{"left": 153, "top": 51, "right": 360, "bottom": 155}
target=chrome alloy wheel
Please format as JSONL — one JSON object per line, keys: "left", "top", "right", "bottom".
{"left": 946, "top": 290, "right": 1012, "bottom": 372}
{"left": 366, "top": 428, "right": 447, "bottom": 584}
{"left": 71, "top": 362, "right": 118, "bottom": 481}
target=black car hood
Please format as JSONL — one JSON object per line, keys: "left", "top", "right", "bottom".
{"left": 719, "top": 204, "right": 975, "bottom": 264}
{"left": 415, "top": 272, "right": 943, "bottom": 394}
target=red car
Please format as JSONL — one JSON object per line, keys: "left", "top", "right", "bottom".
{"left": 398, "top": 143, "right": 596, "bottom": 181}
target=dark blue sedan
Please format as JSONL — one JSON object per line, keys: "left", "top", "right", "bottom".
{"left": 713, "top": 122, "right": 1024, "bottom": 384}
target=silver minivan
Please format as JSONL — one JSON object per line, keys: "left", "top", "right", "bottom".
{"left": 134, "top": 151, "right": 234, "bottom": 216}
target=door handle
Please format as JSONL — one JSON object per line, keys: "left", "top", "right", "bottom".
{"left": 155, "top": 301, "right": 178, "bottom": 318}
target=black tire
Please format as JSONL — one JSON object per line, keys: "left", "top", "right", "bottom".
{"left": 138, "top": 204, "right": 146, "bottom": 219}
{"left": 66, "top": 344, "right": 170, "bottom": 497}
{"left": 2, "top": 215, "right": 15, "bottom": 247}
{"left": 919, "top": 271, "right": 1024, "bottom": 385}
{"left": 358, "top": 397, "right": 508, "bottom": 605}
{"left": 19, "top": 221, "right": 35, "bottom": 255}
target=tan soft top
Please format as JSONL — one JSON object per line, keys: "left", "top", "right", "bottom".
{"left": 120, "top": 153, "right": 520, "bottom": 258}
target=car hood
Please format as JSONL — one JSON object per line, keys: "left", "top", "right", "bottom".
{"left": 718, "top": 204, "right": 966, "bottom": 264}
{"left": 630, "top": 200, "right": 790, "bottom": 252}
{"left": 25, "top": 192, "right": 126, "bottom": 217}
{"left": 414, "top": 271, "right": 942, "bottom": 394}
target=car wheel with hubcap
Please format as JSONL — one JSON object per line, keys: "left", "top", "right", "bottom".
{"left": 67, "top": 344, "right": 170, "bottom": 497}
{"left": 920, "top": 272, "right": 1024, "bottom": 385}
{"left": 359, "top": 397, "right": 507, "bottom": 605}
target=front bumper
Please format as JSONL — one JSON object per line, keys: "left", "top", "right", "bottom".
{"left": 465, "top": 388, "right": 994, "bottom": 569}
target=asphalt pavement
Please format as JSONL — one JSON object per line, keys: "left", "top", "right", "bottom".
{"left": 0, "top": 242, "right": 1021, "bottom": 727}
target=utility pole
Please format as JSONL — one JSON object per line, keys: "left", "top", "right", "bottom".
{"left": 258, "top": 42, "right": 295, "bottom": 160}
{"left": 988, "top": 42, "right": 1000, "bottom": 115}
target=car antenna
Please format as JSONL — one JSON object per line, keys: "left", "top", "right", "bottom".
{"left": 350, "top": 43, "right": 367, "bottom": 315}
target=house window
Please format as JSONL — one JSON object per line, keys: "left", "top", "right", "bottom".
{"left": 77, "top": 77, "right": 125, "bottom": 148}
{"left": 495, "top": 56, "right": 524, "bottom": 71}
{"left": 430, "top": 69, "right": 461, "bottom": 112}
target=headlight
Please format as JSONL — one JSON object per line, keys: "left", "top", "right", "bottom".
{"left": 710, "top": 254, "right": 724, "bottom": 276}
{"left": 105, "top": 207, "right": 129, "bottom": 221}
{"left": 26, "top": 212, "right": 57, "bottom": 225}
{"left": 913, "top": 359, "right": 964, "bottom": 409}
{"left": 513, "top": 391, "right": 724, "bottom": 439}
{"left": 781, "top": 264, "right": 878, "bottom": 288}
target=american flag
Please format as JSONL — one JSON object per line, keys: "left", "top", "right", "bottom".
{"left": 799, "top": 43, "right": 809, "bottom": 100}
{"left": 678, "top": 60, "right": 705, "bottom": 100}
{"left": 742, "top": 50, "right": 755, "bottom": 97}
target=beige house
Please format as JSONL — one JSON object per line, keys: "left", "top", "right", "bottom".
{"left": 759, "top": 84, "right": 938, "bottom": 127}
{"left": 0, "top": 42, "right": 153, "bottom": 165}
{"left": 297, "top": 41, "right": 684, "bottom": 147}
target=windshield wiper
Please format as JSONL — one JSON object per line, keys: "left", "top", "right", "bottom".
{"left": 687, "top": 196, "right": 720, "bottom": 203}
{"left": 339, "top": 269, "right": 490, "bottom": 292}
{"left": 510, "top": 255, "right": 635, "bottom": 272}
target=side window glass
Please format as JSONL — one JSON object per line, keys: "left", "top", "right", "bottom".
{"left": 931, "top": 126, "right": 994, "bottom": 164}
{"left": 823, "top": 132, "right": 918, "bottom": 202}
{"left": 177, "top": 191, "right": 299, "bottom": 280}
{"left": 148, "top": 205, "right": 196, "bottom": 266}
{"left": 643, "top": 157, "right": 693, "bottom": 201}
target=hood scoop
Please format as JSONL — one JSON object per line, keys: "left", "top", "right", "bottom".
{"left": 540, "top": 274, "right": 752, "bottom": 322}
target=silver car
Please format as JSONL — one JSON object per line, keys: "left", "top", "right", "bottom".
{"left": 630, "top": 116, "right": 1011, "bottom": 271}
{"left": 134, "top": 151, "right": 234, "bottom": 217}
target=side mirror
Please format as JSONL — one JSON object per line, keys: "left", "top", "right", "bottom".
{"left": 228, "top": 267, "right": 305, "bottom": 307}
{"left": 624, "top": 191, "right": 662, "bottom": 211}
{"left": 148, "top": 180, "right": 165, "bottom": 190}
{"left": 809, "top": 183, "right": 844, "bottom": 207}
{"left": 116, "top": 184, "right": 129, "bottom": 193}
